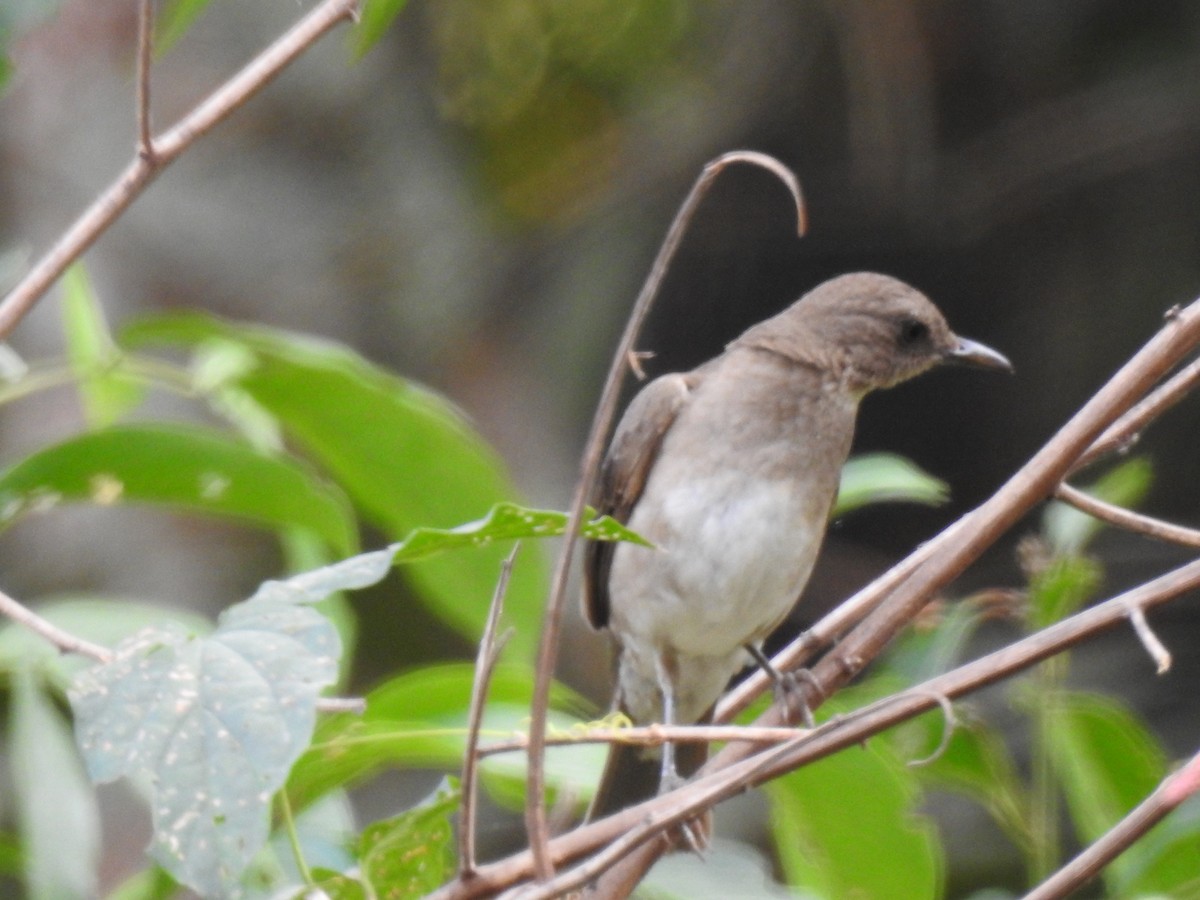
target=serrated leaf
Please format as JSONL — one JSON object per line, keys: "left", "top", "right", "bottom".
{"left": 61, "top": 262, "right": 144, "bottom": 427}
{"left": 835, "top": 453, "right": 949, "bottom": 517}
{"left": 357, "top": 783, "right": 457, "bottom": 897}
{"left": 68, "top": 593, "right": 341, "bottom": 896}
{"left": 766, "top": 737, "right": 942, "bottom": 899}
{"left": 0, "top": 424, "right": 357, "bottom": 555}
{"left": 355, "top": 0, "right": 412, "bottom": 56}
{"left": 1043, "top": 458, "right": 1153, "bottom": 556}
{"left": 11, "top": 671, "right": 100, "bottom": 899}
{"left": 122, "top": 312, "right": 547, "bottom": 659}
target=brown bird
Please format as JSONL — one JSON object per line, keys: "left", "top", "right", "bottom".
{"left": 584, "top": 272, "right": 1011, "bottom": 821}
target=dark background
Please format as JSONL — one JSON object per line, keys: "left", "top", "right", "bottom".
{"left": 3, "top": 1, "right": 1200, "bottom": 894}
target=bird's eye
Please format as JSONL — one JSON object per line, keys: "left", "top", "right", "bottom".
{"left": 898, "top": 318, "right": 929, "bottom": 346}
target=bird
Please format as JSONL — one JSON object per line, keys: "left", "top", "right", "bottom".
{"left": 583, "top": 271, "right": 1011, "bottom": 822}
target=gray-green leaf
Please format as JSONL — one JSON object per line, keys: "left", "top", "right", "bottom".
{"left": 69, "top": 594, "right": 341, "bottom": 896}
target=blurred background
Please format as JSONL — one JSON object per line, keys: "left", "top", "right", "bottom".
{"left": 3, "top": 0, "right": 1200, "bottom": 895}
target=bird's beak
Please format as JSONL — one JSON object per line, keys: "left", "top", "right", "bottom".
{"left": 946, "top": 337, "right": 1013, "bottom": 372}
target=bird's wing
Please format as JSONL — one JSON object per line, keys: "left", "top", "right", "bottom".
{"left": 582, "top": 371, "right": 695, "bottom": 630}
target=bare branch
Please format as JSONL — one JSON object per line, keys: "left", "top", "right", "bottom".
{"left": 136, "top": 0, "right": 155, "bottom": 160}
{"left": 1054, "top": 481, "right": 1200, "bottom": 549}
{"left": 1123, "top": 601, "right": 1172, "bottom": 675}
{"left": 1024, "top": 747, "right": 1200, "bottom": 900}
{"left": 0, "top": 0, "right": 360, "bottom": 339}
{"left": 459, "top": 546, "right": 518, "bottom": 879}
{"left": 315, "top": 696, "right": 366, "bottom": 714}
{"left": 0, "top": 586, "right": 112, "bottom": 663}
{"left": 478, "top": 723, "right": 802, "bottom": 757}
{"left": 906, "top": 691, "right": 958, "bottom": 768}
{"left": 521, "top": 151, "right": 807, "bottom": 879}
{"left": 1072, "top": 355, "right": 1200, "bottom": 473}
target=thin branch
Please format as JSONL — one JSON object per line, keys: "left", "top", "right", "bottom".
{"left": 478, "top": 723, "right": 801, "bottom": 757}
{"left": 136, "top": 0, "right": 155, "bottom": 159}
{"left": 1055, "top": 481, "right": 1200, "bottom": 549}
{"left": 1024, "top": 747, "right": 1200, "bottom": 900}
{"left": 0, "top": 586, "right": 112, "bottom": 663}
{"left": 0, "top": 0, "right": 360, "bottom": 339}
{"left": 521, "top": 150, "right": 807, "bottom": 879}
{"left": 459, "top": 545, "right": 518, "bottom": 879}
{"left": 905, "top": 691, "right": 958, "bottom": 768}
{"left": 315, "top": 696, "right": 366, "bottom": 714}
{"left": 1123, "top": 601, "right": 1172, "bottom": 675}
{"left": 1072, "top": 354, "right": 1200, "bottom": 473}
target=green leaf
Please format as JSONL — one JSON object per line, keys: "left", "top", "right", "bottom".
{"left": 1043, "top": 458, "right": 1153, "bottom": 556}
{"left": 0, "top": 424, "right": 357, "bottom": 555}
{"left": 766, "top": 738, "right": 942, "bottom": 899}
{"left": 60, "top": 262, "right": 144, "bottom": 427}
{"left": 156, "top": 0, "right": 213, "bottom": 54}
{"left": 355, "top": 0, "right": 412, "bottom": 56}
{"left": 902, "top": 710, "right": 1031, "bottom": 858}
{"left": 104, "top": 867, "right": 178, "bottom": 900}
{"left": 389, "top": 501, "right": 649, "bottom": 564}
{"left": 10, "top": 671, "right": 100, "bottom": 899}
{"left": 835, "top": 453, "right": 949, "bottom": 517}
{"left": 1027, "top": 554, "right": 1102, "bottom": 630}
{"left": 1116, "top": 795, "right": 1200, "bottom": 897}
{"left": 123, "top": 312, "right": 547, "bottom": 657}
{"left": 288, "top": 663, "right": 596, "bottom": 811}
{"left": 356, "top": 783, "right": 457, "bottom": 897}
{"left": 68, "top": 589, "right": 342, "bottom": 896}
{"left": 1044, "top": 691, "right": 1168, "bottom": 892}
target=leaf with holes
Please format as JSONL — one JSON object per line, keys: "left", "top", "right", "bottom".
{"left": 68, "top": 592, "right": 341, "bottom": 896}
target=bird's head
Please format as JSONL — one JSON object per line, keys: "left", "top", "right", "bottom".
{"left": 736, "top": 272, "right": 1011, "bottom": 393}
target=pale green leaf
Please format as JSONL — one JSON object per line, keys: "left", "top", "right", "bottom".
{"left": 11, "top": 671, "right": 100, "bottom": 899}
{"left": 835, "top": 453, "right": 948, "bottom": 517}
{"left": 68, "top": 592, "right": 341, "bottom": 896}
{"left": 60, "top": 263, "right": 143, "bottom": 427}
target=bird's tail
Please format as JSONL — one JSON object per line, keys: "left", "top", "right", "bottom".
{"left": 586, "top": 704, "right": 713, "bottom": 822}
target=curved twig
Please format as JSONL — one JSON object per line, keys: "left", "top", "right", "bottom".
{"left": 521, "top": 151, "right": 807, "bottom": 879}
{"left": 1054, "top": 481, "right": 1200, "bottom": 549}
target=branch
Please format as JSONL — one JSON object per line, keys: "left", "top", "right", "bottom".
{"left": 0, "top": 0, "right": 360, "bottom": 338}
{"left": 478, "top": 723, "right": 802, "bottom": 757}
{"left": 136, "top": 0, "right": 155, "bottom": 159}
{"left": 0, "top": 586, "right": 112, "bottom": 662}
{"left": 521, "top": 151, "right": 807, "bottom": 879}
{"left": 1054, "top": 481, "right": 1200, "bottom": 549}
{"left": 1024, "top": 747, "right": 1200, "bottom": 900}
{"left": 459, "top": 546, "right": 517, "bottom": 879}
{"left": 1071, "top": 354, "right": 1200, "bottom": 474}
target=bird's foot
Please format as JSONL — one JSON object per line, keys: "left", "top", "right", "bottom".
{"left": 773, "top": 668, "right": 820, "bottom": 729}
